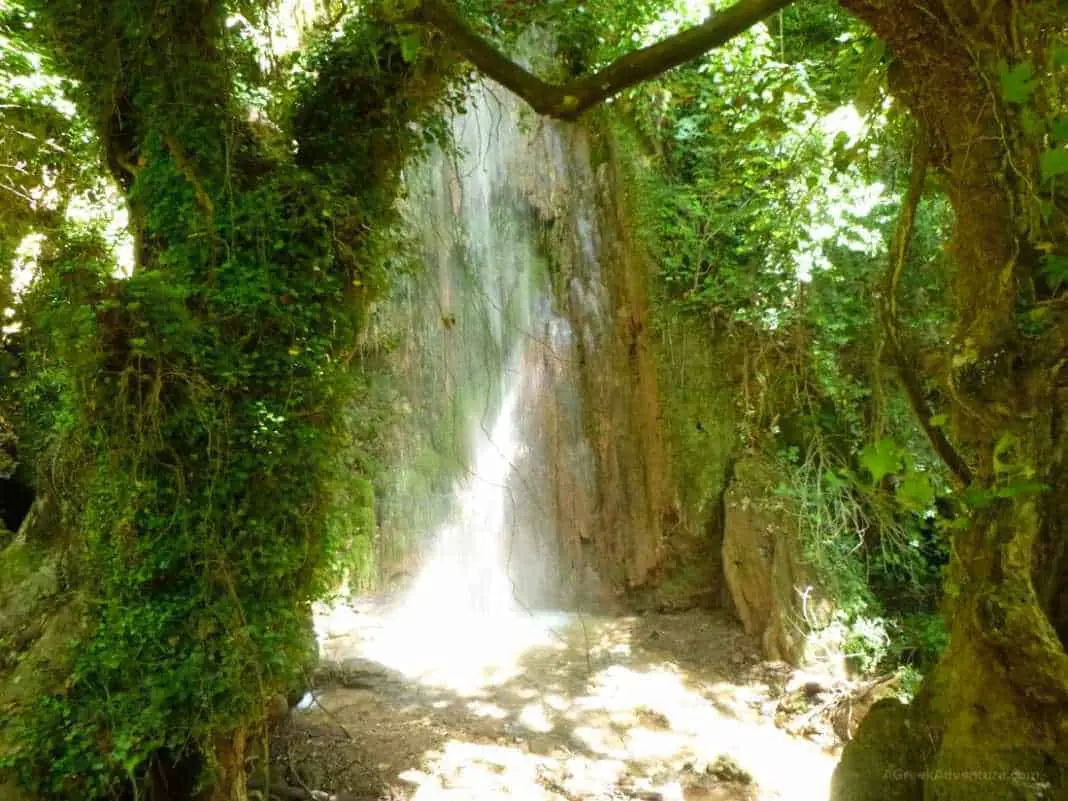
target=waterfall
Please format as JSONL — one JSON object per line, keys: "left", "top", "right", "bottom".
{"left": 349, "top": 83, "right": 576, "bottom": 689}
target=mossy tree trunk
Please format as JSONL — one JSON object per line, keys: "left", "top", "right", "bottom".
{"left": 8, "top": 2, "right": 451, "bottom": 799}
{"left": 832, "top": 1, "right": 1068, "bottom": 798}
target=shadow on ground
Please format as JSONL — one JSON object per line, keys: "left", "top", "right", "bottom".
{"left": 268, "top": 607, "right": 839, "bottom": 801}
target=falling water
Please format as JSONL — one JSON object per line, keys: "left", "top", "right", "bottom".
{"left": 334, "top": 82, "right": 576, "bottom": 690}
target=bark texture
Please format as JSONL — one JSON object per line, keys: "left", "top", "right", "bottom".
{"left": 832, "top": 1, "right": 1068, "bottom": 798}
{"left": 408, "top": 0, "right": 794, "bottom": 119}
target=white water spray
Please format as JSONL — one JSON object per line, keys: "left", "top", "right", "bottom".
{"left": 320, "top": 83, "right": 570, "bottom": 691}
{"left": 402, "top": 375, "right": 524, "bottom": 623}
{"left": 359, "top": 375, "right": 564, "bottom": 692}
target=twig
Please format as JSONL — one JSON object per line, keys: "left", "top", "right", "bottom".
{"left": 301, "top": 668, "right": 358, "bottom": 741}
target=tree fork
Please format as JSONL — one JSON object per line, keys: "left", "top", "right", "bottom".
{"left": 406, "top": 0, "right": 797, "bottom": 119}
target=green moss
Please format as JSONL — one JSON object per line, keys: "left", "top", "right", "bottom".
{"left": 2, "top": 8, "right": 457, "bottom": 797}
{"left": 830, "top": 698, "right": 929, "bottom": 801}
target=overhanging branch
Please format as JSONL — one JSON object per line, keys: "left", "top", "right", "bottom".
{"left": 410, "top": 0, "right": 798, "bottom": 119}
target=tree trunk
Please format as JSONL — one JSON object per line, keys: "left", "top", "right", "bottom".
{"left": 199, "top": 730, "right": 248, "bottom": 801}
{"left": 15, "top": 4, "right": 450, "bottom": 799}
{"left": 831, "top": 0, "right": 1068, "bottom": 798}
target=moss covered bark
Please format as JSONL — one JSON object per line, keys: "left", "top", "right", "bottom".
{"left": 831, "top": 1, "right": 1068, "bottom": 797}
{"left": 0, "top": 3, "right": 455, "bottom": 798}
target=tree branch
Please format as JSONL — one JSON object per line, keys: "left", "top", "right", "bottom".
{"left": 410, "top": 0, "right": 797, "bottom": 119}
{"left": 880, "top": 126, "right": 973, "bottom": 489}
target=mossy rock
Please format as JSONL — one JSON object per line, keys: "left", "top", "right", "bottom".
{"left": 0, "top": 542, "right": 60, "bottom": 641}
{"left": 0, "top": 601, "right": 82, "bottom": 796}
{"left": 831, "top": 697, "right": 930, "bottom": 801}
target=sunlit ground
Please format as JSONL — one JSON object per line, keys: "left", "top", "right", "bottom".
{"left": 315, "top": 594, "right": 571, "bottom": 695}
{"left": 308, "top": 305, "right": 835, "bottom": 800}
{"left": 309, "top": 599, "right": 838, "bottom": 801}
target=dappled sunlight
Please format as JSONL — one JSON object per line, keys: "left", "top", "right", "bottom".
{"left": 391, "top": 660, "right": 837, "bottom": 800}
{"left": 563, "top": 663, "right": 836, "bottom": 800}
{"left": 518, "top": 701, "right": 556, "bottom": 733}
{"left": 307, "top": 607, "right": 837, "bottom": 801}
{"left": 339, "top": 652, "right": 837, "bottom": 801}
{"left": 399, "top": 741, "right": 547, "bottom": 801}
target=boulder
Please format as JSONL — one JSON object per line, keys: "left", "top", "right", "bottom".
{"left": 0, "top": 497, "right": 79, "bottom": 796}
{"left": 722, "top": 457, "right": 834, "bottom": 666}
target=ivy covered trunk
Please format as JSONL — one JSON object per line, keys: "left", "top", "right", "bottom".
{"left": 1, "top": 2, "right": 450, "bottom": 799}
{"left": 200, "top": 730, "right": 247, "bottom": 801}
{"left": 832, "top": 1, "right": 1068, "bottom": 798}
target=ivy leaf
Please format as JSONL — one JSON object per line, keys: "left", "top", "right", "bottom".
{"left": 998, "top": 60, "right": 1034, "bottom": 105}
{"left": 1041, "top": 254, "right": 1068, "bottom": 288}
{"left": 1040, "top": 148, "right": 1068, "bottom": 181}
{"left": 1051, "top": 116, "right": 1068, "bottom": 144}
{"left": 399, "top": 32, "right": 422, "bottom": 63}
{"left": 860, "top": 438, "right": 901, "bottom": 483}
{"left": 896, "top": 471, "right": 935, "bottom": 512}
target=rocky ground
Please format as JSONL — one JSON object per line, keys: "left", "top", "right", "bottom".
{"left": 259, "top": 598, "right": 889, "bottom": 801}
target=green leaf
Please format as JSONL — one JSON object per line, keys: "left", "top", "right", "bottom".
{"left": 929, "top": 413, "right": 948, "bottom": 427}
{"left": 1055, "top": 47, "right": 1068, "bottom": 69}
{"left": 1051, "top": 116, "right": 1068, "bottom": 144}
{"left": 399, "top": 32, "right": 422, "bottom": 63}
{"left": 963, "top": 484, "right": 995, "bottom": 509}
{"left": 998, "top": 60, "right": 1034, "bottom": 105}
{"left": 860, "top": 438, "right": 901, "bottom": 483}
{"left": 993, "top": 480, "right": 1049, "bottom": 499}
{"left": 1042, "top": 254, "right": 1068, "bottom": 288}
{"left": 1039, "top": 148, "right": 1068, "bottom": 181}
{"left": 896, "top": 471, "right": 935, "bottom": 511}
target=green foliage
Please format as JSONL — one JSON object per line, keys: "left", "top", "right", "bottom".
{"left": 0, "top": 4, "right": 455, "bottom": 797}
{"left": 1039, "top": 148, "right": 1068, "bottom": 181}
{"left": 860, "top": 438, "right": 901, "bottom": 484}
{"left": 600, "top": 0, "right": 961, "bottom": 683}
{"left": 1041, "top": 253, "right": 1068, "bottom": 288}
{"left": 840, "top": 613, "right": 891, "bottom": 674}
{"left": 775, "top": 443, "right": 950, "bottom": 676}
{"left": 998, "top": 60, "right": 1036, "bottom": 106}
{"left": 891, "top": 612, "right": 948, "bottom": 672}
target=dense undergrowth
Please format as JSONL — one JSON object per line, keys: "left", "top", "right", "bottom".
{"left": 598, "top": 0, "right": 963, "bottom": 679}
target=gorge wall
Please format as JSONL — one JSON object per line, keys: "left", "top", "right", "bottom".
{"left": 374, "top": 83, "right": 743, "bottom": 612}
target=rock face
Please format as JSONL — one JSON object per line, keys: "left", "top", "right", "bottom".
{"left": 506, "top": 114, "right": 740, "bottom": 610}
{"left": 0, "top": 497, "right": 80, "bottom": 797}
{"left": 515, "top": 119, "right": 673, "bottom": 604}
{"left": 721, "top": 457, "right": 833, "bottom": 664}
{"left": 387, "top": 85, "right": 739, "bottom": 610}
